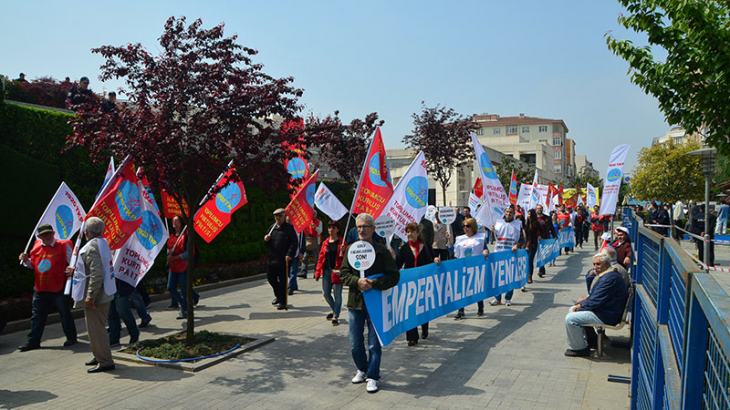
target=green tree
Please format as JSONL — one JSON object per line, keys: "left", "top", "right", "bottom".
{"left": 573, "top": 169, "right": 603, "bottom": 190}
{"left": 496, "top": 155, "right": 535, "bottom": 188}
{"left": 630, "top": 141, "right": 704, "bottom": 202}
{"left": 606, "top": 0, "right": 730, "bottom": 154}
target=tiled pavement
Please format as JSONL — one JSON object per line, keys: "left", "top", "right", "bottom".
{"left": 0, "top": 246, "right": 630, "bottom": 409}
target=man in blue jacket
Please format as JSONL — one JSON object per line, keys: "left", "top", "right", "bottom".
{"left": 564, "top": 252, "right": 628, "bottom": 357}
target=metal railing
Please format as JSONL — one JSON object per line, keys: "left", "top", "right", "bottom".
{"left": 623, "top": 208, "right": 730, "bottom": 409}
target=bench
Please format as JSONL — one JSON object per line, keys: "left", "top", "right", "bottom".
{"left": 593, "top": 283, "right": 634, "bottom": 357}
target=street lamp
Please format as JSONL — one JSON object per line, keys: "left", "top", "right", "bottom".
{"left": 688, "top": 147, "right": 716, "bottom": 267}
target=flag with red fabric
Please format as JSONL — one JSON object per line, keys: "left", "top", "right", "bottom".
{"left": 161, "top": 189, "right": 189, "bottom": 219}
{"left": 508, "top": 170, "right": 518, "bottom": 205}
{"left": 194, "top": 167, "right": 248, "bottom": 243}
{"left": 85, "top": 160, "right": 143, "bottom": 250}
{"left": 351, "top": 128, "right": 393, "bottom": 219}
{"left": 286, "top": 170, "right": 319, "bottom": 233}
{"left": 473, "top": 177, "right": 483, "bottom": 199}
{"left": 281, "top": 118, "right": 309, "bottom": 197}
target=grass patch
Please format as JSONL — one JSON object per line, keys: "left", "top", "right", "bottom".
{"left": 122, "top": 330, "right": 254, "bottom": 361}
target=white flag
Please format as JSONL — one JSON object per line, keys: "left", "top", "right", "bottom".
{"left": 381, "top": 152, "right": 429, "bottom": 241}
{"left": 112, "top": 178, "right": 169, "bottom": 287}
{"left": 26, "top": 182, "right": 86, "bottom": 251}
{"left": 528, "top": 170, "right": 541, "bottom": 210}
{"left": 471, "top": 134, "right": 509, "bottom": 228}
{"left": 599, "top": 144, "right": 630, "bottom": 216}
{"left": 95, "top": 157, "right": 115, "bottom": 200}
{"left": 314, "top": 182, "right": 348, "bottom": 221}
{"left": 586, "top": 183, "right": 598, "bottom": 208}
{"left": 468, "top": 192, "right": 481, "bottom": 216}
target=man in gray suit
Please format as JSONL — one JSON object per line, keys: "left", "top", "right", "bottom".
{"left": 67, "top": 217, "right": 116, "bottom": 373}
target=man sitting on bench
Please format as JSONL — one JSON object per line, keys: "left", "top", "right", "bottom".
{"left": 565, "top": 252, "right": 629, "bottom": 357}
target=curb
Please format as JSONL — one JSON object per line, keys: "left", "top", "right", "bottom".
{"left": 2, "top": 272, "right": 268, "bottom": 335}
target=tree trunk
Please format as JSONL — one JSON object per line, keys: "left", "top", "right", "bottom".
{"left": 440, "top": 179, "right": 447, "bottom": 207}
{"left": 185, "top": 208, "right": 195, "bottom": 344}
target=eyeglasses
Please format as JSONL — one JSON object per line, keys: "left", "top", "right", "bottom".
{"left": 356, "top": 225, "right": 373, "bottom": 229}
{"left": 463, "top": 224, "right": 472, "bottom": 228}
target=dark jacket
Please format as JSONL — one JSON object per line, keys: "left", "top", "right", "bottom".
{"left": 579, "top": 269, "right": 628, "bottom": 325}
{"left": 340, "top": 241, "right": 399, "bottom": 310}
{"left": 451, "top": 213, "right": 465, "bottom": 237}
{"left": 537, "top": 214, "right": 556, "bottom": 239}
{"left": 396, "top": 241, "right": 434, "bottom": 269}
{"left": 266, "top": 222, "right": 297, "bottom": 264}
{"left": 419, "top": 218, "right": 435, "bottom": 249}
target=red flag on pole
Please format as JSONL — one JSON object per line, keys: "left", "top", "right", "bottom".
{"left": 193, "top": 166, "right": 248, "bottom": 243}
{"left": 161, "top": 189, "right": 189, "bottom": 219}
{"left": 86, "top": 160, "right": 143, "bottom": 250}
{"left": 285, "top": 170, "right": 319, "bottom": 233}
{"left": 508, "top": 171, "right": 518, "bottom": 205}
{"left": 473, "top": 177, "right": 483, "bottom": 199}
{"left": 281, "top": 118, "right": 309, "bottom": 197}
{"left": 351, "top": 128, "right": 393, "bottom": 219}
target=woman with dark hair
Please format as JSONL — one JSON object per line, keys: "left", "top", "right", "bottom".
{"left": 315, "top": 221, "right": 344, "bottom": 325}
{"left": 396, "top": 222, "right": 439, "bottom": 346}
{"left": 524, "top": 209, "right": 540, "bottom": 285}
{"left": 453, "top": 217, "right": 490, "bottom": 319}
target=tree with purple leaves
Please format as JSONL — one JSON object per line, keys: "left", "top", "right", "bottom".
{"left": 403, "top": 103, "right": 475, "bottom": 206}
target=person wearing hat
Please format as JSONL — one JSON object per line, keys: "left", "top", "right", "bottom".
{"left": 264, "top": 208, "right": 298, "bottom": 309}
{"left": 611, "top": 227, "right": 633, "bottom": 270}
{"left": 17, "top": 224, "right": 78, "bottom": 352}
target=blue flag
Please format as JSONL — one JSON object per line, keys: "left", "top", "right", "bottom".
{"left": 558, "top": 227, "right": 576, "bottom": 249}
{"left": 536, "top": 238, "right": 560, "bottom": 268}
{"left": 363, "top": 249, "right": 529, "bottom": 346}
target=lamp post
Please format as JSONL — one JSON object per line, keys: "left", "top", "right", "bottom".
{"left": 688, "top": 147, "right": 716, "bottom": 268}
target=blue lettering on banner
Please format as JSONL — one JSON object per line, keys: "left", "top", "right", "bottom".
{"left": 558, "top": 227, "right": 576, "bottom": 249}
{"left": 536, "top": 238, "right": 560, "bottom": 268}
{"left": 363, "top": 249, "right": 529, "bottom": 346}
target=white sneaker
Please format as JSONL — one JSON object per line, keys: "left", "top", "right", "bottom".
{"left": 366, "top": 378, "right": 379, "bottom": 393}
{"left": 506, "top": 300, "right": 512, "bottom": 306}
{"left": 352, "top": 370, "right": 367, "bottom": 384}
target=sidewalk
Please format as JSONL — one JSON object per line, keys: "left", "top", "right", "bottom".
{"left": 0, "top": 247, "right": 630, "bottom": 410}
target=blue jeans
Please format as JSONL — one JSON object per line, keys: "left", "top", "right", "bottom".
{"left": 168, "top": 271, "right": 198, "bottom": 315}
{"left": 321, "top": 269, "right": 342, "bottom": 318}
{"left": 565, "top": 309, "right": 603, "bottom": 350}
{"left": 495, "top": 290, "right": 514, "bottom": 302}
{"left": 348, "top": 308, "right": 382, "bottom": 380}
{"left": 28, "top": 291, "right": 77, "bottom": 346}
{"left": 288, "top": 260, "right": 299, "bottom": 292}
{"left": 130, "top": 290, "right": 151, "bottom": 322}
{"left": 108, "top": 293, "right": 139, "bottom": 344}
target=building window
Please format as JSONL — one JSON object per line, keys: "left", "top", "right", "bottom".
{"left": 555, "top": 150, "right": 562, "bottom": 160}
{"left": 553, "top": 165, "right": 562, "bottom": 173}
{"left": 476, "top": 127, "right": 484, "bottom": 136}
{"left": 539, "top": 125, "right": 548, "bottom": 133}
{"left": 506, "top": 126, "right": 518, "bottom": 135}
{"left": 493, "top": 128, "right": 501, "bottom": 135}
{"left": 553, "top": 137, "right": 562, "bottom": 146}
{"left": 519, "top": 153, "right": 536, "bottom": 166}
{"left": 553, "top": 124, "right": 562, "bottom": 133}
{"left": 521, "top": 126, "right": 530, "bottom": 133}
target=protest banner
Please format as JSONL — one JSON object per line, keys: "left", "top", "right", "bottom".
{"left": 193, "top": 164, "right": 248, "bottom": 243}
{"left": 471, "top": 134, "right": 509, "bottom": 228}
{"left": 24, "top": 182, "right": 86, "bottom": 252}
{"left": 508, "top": 170, "right": 518, "bottom": 205}
{"left": 599, "top": 144, "right": 630, "bottom": 216}
{"left": 535, "top": 238, "right": 560, "bottom": 268}
{"left": 161, "top": 189, "right": 190, "bottom": 218}
{"left": 314, "top": 182, "right": 348, "bottom": 221}
{"left": 351, "top": 128, "right": 393, "bottom": 219}
{"left": 363, "top": 249, "right": 529, "bottom": 346}
{"left": 281, "top": 118, "right": 309, "bottom": 196}
{"left": 285, "top": 170, "right": 318, "bottom": 233}
{"left": 586, "top": 183, "right": 600, "bottom": 208}
{"left": 438, "top": 207, "right": 456, "bottom": 224}
{"left": 558, "top": 227, "right": 576, "bottom": 249}
{"left": 380, "top": 152, "right": 429, "bottom": 241}
{"left": 95, "top": 157, "right": 115, "bottom": 200}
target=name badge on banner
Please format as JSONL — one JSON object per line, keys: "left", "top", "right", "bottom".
{"left": 363, "top": 249, "right": 529, "bottom": 346}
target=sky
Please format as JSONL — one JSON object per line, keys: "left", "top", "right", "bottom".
{"left": 0, "top": 0, "right": 670, "bottom": 177}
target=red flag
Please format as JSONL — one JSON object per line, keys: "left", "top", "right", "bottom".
{"left": 508, "top": 171, "right": 518, "bottom": 205}
{"left": 193, "top": 167, "right": 248, "bottom": 243}
{"left": 558, "top": 185, "right": 565, "bottom": 206}
{"left": 281, "top": 118, "right": 309, "bottom": 197}
{"left": 473, "top": 177, "right": 483, "bottom": 199}
{"left": 161, "top": 189, "right": 189, "bottom": 219}
{"left": 547, "top": 184, "right": 556, "bottom": 209}
{"left": 285, "top": 170, "right": 318, "bottom": 233}
{"left": 351, "top": 128, "right": 393, "bottom": 219}
{"left": 86, "top": 161, "right": 143, "bottom": 250}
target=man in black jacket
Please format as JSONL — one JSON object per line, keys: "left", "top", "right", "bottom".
{"left": 535, "top": 205, "right": 557, "bottom": 278}
{"left": 264, "top": 208, "right": 297, "bottom": 309}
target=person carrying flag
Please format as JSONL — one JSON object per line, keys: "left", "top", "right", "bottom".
{"left": 264, "top": 208, "right": 298, "bottom": 310}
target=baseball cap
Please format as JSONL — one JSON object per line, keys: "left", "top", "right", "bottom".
{"left": 37, "top": 224, "right": 54, "bottom": 235}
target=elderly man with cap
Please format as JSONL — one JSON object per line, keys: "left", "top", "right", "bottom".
{"left": 17, "top": 224, "right": 78, "bottom": 351}
{"left": 66, "top": 217, "right": 116, "bottom": 373}
{"left": 264, "top": 208, "right": 298, "bottom": 310}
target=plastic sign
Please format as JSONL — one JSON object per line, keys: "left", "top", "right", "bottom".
{"left": 375, "top": 215, "right": 396, "bottom": 239}
{"left": 348, "top": 240, "right": 375, "bottom": 278}
{"left": 438, "top": 207, "right": 457, "bottom": 224}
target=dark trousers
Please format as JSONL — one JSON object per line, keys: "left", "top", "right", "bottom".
{"left": 28, "top": 291, "right": 77, "bottom": 346}
{"left": 267, "top": 261, "right": 287, "bottom": 305}
{"left": 576, "top": 226, "right": 584, "bottom": 248}
{"left": 528, "top": 247, "right": 537, "bottom": 280}
{"left": 434, "top": 248, "right": 450, "bottom": 261}
{"left": 406, "top": 323, "right": 429, "bottom": 342}
{"left": 695, "top": 238, "right": 716, "bottom": 267}
{"left": 108, "top": 293, "right": 139, "bottom": 344}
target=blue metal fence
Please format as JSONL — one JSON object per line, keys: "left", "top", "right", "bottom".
{"left": 624, "top": 208, "right": 730, "bottom": 410}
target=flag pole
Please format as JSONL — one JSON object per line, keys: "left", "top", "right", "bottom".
{"left": 341, "top": 129, "right": 378, "bottom": 249}
{"left": 22, "top": 182, "right": 66, "bottom": 256}
{"left": 198, "top": 159, "right": 235, "bottom": 207}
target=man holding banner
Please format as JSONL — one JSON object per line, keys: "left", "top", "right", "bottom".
{"left": 18, "top": 224, "right": 78, "bottom": 351}
{"left": 339, "top": 213, "right": 400, "bottom": 394}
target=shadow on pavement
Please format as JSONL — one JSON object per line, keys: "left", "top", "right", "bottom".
{"left": 0, "top": 389, "right": 57, "bottom": 408}
{"left": 111, "top": 363, "right": 194, "bottom": 382}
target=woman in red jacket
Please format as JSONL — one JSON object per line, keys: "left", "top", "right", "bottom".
{"left": 315, "top": 221, "right": 344, "bottom": 326}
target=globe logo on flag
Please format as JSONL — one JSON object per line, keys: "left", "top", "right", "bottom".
{"left": 135, "top": 211, "right": 165, "bottom": 250}
{"left": 464, "top": 248, "right": 472, "bottom": 257}
{"left": 405, "top": 176, "right": 428, "bottom": 209}
{"left": 38, "top": 259, "right": 52, "bottom": 273}
{"left": 354, "top": 260, "right": 361, "bottom": 269}
{"left": 55, "top": 205, "right": 75, "bottom": 239}
{"left": 607, "top": 168, "right": 622, "bottom": 182}
{"left": 306, "top": 183, "right": 316, "bottom": 207}
{"left": 287, "top": 158, "right": 307, "bottom": 180}
{"left": 368, "top": 153, "right": 388, "bottom": 187}
{"left": 115, "top": 180, "right": 142, "bottom": 222}
{"left": 480, "top": 153, "right": 498, "bottom": 179}
{"left": 216, "top": 182, "right": 242, "bottom": 214}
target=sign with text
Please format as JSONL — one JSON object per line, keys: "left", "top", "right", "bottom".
{"left": 348, "top": 240, "right": 375, "bottom": 278}
{"left": 558, "top": 227, "right": 576, "bottom": 249}
{"left": 535, "top": 238, "right": 560, "bottom": 268}
{"left": 438, "top": 207, "right": 456, "bottom": 224}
